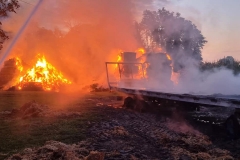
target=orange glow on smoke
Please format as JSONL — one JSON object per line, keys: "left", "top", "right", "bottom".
{"left": 137, "top": 48, "right": 145, "bottom": 54}
{"left": 115, "top": 53, "right": 122, "bottom": 68}
{"left": 156, "top": 47, "right": 162, "bottom": 52}
{"left": 15, "top": 57, "right": 23, "bottom": 72}
{"left": 117, "top": 54, "right": 122, "bottom": 62}
{"left": 136, "top": 48, "right": 145, "bottom": 58}
{"left": 171, "top": 71, "right": 179, "bottom": 85}
{"left": 166, "top": 54, "right": 171, "bottom": 60}
{"left": 17, "top": 54, "right": 71, "bottom": 91}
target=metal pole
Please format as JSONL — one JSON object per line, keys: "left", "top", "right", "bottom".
{"left": 130, "top": 65, "right": 133, "bottom": 79}
{"left": 141, "top": 63, "right": 145, "bottom": 78}
{"left": 118, "top": 63, "right": 121, "bottom": 79}
{"left": 105, "top": 62, "right": 110, "bottom": 89}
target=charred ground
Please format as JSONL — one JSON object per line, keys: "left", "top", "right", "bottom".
{"left": 0, "top": 91, "right": 239, "bottom": 160}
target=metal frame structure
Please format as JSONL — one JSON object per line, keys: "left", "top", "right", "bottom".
{"left": 106, "top": 62, "right": 240, "bottom": 109}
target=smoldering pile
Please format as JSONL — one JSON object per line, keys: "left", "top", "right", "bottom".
{"left": 7, "top": 140, "right": 105, "bottom": 160}
{"left": 0, "top": 101, "right": 82, "bottom": 119}
{"left": 0, "top": 101, "right": 49, "bottom": 119}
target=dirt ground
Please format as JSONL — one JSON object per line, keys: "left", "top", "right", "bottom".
{"left": 2, "top": 93, "right": 240, "bottom": 160}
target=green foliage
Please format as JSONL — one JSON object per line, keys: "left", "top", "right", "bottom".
{"left": 0, "top": 0, "right": 20, "bottom": 49}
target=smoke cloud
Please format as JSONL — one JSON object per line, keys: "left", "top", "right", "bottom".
{"left": 0, "top": 0, "right": 166, "bottom": 90}
{"left": 1, "top": 0, "right": 239, "bottom": 95}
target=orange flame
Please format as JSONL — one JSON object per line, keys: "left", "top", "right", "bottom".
{"left": 17, "top": 55, "right": 71, "bottom": 91}
{"left": 114, "top": 54, "right": 122, "bottom": 68}
{"left": 117, "top": 54, "right": 122, "bottom": 62}
{"left": 15, "top": 57, "right": 23, "bottom": 72}
{"left": 137, "top": 48, "right": 145, "bottom": 54}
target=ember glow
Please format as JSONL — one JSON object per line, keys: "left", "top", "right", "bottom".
{"left": 15, "top": 57, "right": 23, "bottom": 72}
{"left": 117, "top": 54, "right": 122, "bottom": 63}
{"left": 137, "top": 48, "right": 145, "bottom": 54}
{"left": 165, "top": 54, "right": 179, "bottom": 84}
{"left": 166, "top": 54, "right": 171, "bottom": 60}
{"left": 17, "top": 55, "right": 71, "bottom": 91}
{"left": 112, "top": 50, "right": 178, "bottom": 85}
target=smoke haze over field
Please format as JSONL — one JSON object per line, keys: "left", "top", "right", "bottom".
{"left": 0, "top": 0, "right": 240, "bottom": 95}
{"left": 1, "top": 0, "right": 168, "bottom": 90}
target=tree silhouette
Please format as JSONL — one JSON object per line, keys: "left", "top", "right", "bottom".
{"left": 137, "top": 8, "right": 207, "bottom": 72}
{"left": 200, "top": 56, "right": 240, "bottom": 75}
{"left": 0, "top": 0, "right": 20, "bottom": 49}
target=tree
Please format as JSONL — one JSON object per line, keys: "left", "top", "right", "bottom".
{"left": 137, "top": 8, "right": 207, "bottom": 72}
{"left": 0, "top": 0, "right": 20, "bottom": 49}
{"left": 200, "top": 56, "right": 240, "bottom": 75}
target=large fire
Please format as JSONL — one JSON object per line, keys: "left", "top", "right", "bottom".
{"left": 15, "top": 57, "right": 23, "bottom": 72}
{"left": 16, "top": 55, "right": 71, "bottom": 91}
{"left": 112, "top": 49, "right": 178, "bottom": 84}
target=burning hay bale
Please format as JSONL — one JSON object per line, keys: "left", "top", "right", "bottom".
{"left": 0, "top": 55, "right": 72, "bottom": 91}
{"left": 16, "top": 55, "right": 72, "bottom": 92}
{"left": 0, "top": 58, "right": 23, "bottom": 90}
{"left": 10, "top": 101, "right": 49, "bottom": 119}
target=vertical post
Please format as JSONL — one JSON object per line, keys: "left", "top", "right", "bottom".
{"left": 130, "top": 64, "right": 133, "bottom": 79}
{"left": 105, "top": 62, "right": 110, "bottom": 89}
{"left": 141, "top": 63, "right": 145, "bottom": 78}
{"left": 118, "top": 63, "right": 121, "bottom": 79}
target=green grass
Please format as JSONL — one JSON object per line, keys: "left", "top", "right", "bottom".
{"left": 0, "top": 91, "right": 121, "bottom": 111}
{"left": 0, "top": 116, "right": 91, "bottom": 159}
{"left": 0, "top": 91, "right": 118, "bottom": 159}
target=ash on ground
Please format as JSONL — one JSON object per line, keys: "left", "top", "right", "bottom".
{"left": 5, "top": 98, "right": 240, "bottom": 160}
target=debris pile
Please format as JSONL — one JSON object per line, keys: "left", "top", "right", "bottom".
{"left": 9, "top": 101, "right": 49, "bottom": 119}
{"left": 0, "top": 101, "right": 85, "bottom": 119}
{"left": 7, "top": 140, "right": 104, "bottom": 160}
{"left": 4, "top": 98, "right": 240, "bottom": 159}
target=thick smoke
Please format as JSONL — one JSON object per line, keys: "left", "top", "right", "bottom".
{"left": 1, "top": 0, "right": 239, "bottom": 95}
{"left": 0, "top": 0, "right": 167, "bottom": 91}
{"left": 132, "top": 7, "right": 240, "bottom": 95}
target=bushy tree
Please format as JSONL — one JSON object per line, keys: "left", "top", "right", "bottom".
{"left": 200, "top": 56, "right": 240, "bottom": 75}
{"left": 0, "top": 0, "right": 20, "bottom": 49}
{"left": 136, "top": 8, "right": 207, "bottom": 72}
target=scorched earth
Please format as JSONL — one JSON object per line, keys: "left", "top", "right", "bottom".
{"left": 0, "top": 91, "right": 239, "bottom": 160}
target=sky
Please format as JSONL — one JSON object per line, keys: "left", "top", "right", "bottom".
{"left": 3, "top": 0, "right": 240, "bottom": 62}
{"left": 156, "top": 0, "right": 240, "bottom": 61}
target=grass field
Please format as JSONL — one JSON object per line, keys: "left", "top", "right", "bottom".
{"left": 0, "top": 91, "right": 119, "bottom": 111}
{"left": 0, "top": 91, "right": 119, "bottom": 159}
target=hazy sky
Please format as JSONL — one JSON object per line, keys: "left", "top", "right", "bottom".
{"left": 157, "top": 0, "right": 240, "bottom": 61}
{"left": 13, "top": 0, "right": 240, "bottom": 62}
